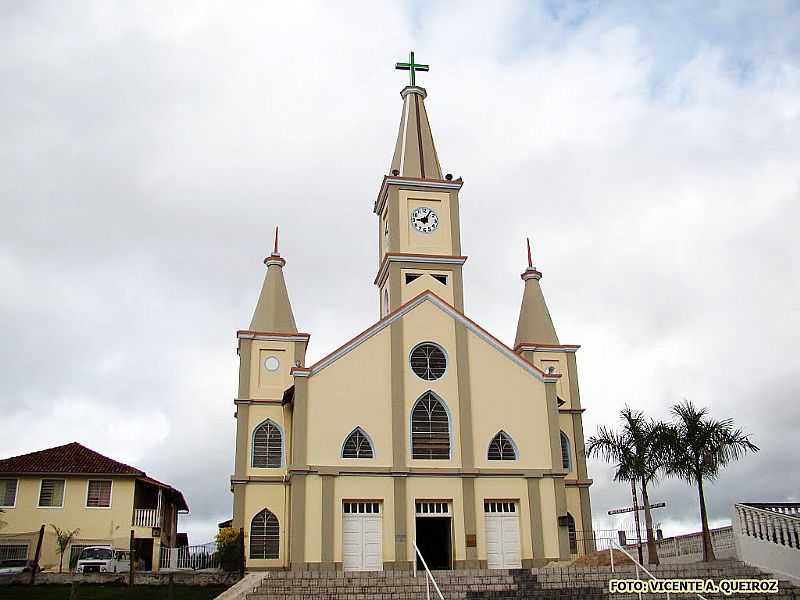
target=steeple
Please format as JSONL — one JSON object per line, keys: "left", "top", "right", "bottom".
{"left": 249, "top": 227, "right": 298, "bottom": 333}
{"left": 389, "top": 86, "right": 442, "bottom": 180}
{"left": 514, "top": 238, "right": 560, "bottom": 347}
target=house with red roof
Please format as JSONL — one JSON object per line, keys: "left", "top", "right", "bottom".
{"left": 0, "top": 442, "right": 188, "bottom": 572}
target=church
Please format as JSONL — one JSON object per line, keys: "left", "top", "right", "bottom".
{"left": 230, "top": 55, "right": 593, "bottom": 572}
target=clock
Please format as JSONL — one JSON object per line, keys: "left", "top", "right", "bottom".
{"left": 410, "top": 207, "right": 439, "bottom": 233}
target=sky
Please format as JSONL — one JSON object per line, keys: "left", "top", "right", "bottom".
{"left": 1, "top": 1, "right": 799, "bottom": 545}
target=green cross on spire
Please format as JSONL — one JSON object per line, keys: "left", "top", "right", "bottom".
{"left": 395, "top": 51, "right": 429, "bottom": 87}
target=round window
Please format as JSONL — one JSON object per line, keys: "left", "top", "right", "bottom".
{"left": 409, "top": 343, "right": 447, "bottom": 380}
{"left": 263, "top": 356, "right": 280, "bottom": 372}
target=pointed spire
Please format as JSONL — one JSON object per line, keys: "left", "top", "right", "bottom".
{"left": 389, "top": 86, "right": 443, "bottom": 179}
{"left": 514, "top": 238, "right": 560, "bottom": 347}
{"left": 249, "top": 227, "right": 298, "bottom": 333}
{"left": 526, "top": 237, "right": 533, "bottom": 269}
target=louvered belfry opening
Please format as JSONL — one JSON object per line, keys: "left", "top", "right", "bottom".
{"left": 342, "top": 428, "right": 374, "bottom": 459}
{"left": 488, "top": 431, "right": 517, "bottom": 460}
{"left": 412, "top": 392, "right": 450, "bottom": 459}
{"left": 250, "top": 508, "right": 279, "bottom": 559}
{"left": 410, "top": 343, "right": 447, "bottom": 380}
{"left": 253, "top": 421, "right": 282, "bottom": 468}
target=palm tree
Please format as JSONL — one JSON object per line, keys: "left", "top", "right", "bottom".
{"left": 664, "top": 399, "right": 759, "bottom": 562}
{"left": 50, "top": 524, "right": 80, "bottom": 573}
{"left": 586, "top": 406, "right": 667, "bottom": 565}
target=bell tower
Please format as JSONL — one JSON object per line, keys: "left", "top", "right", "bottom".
{"left": 374, "top": 53, "right": 466, "bottom": 317}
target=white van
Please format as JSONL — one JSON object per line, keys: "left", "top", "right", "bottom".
{"left": 75, "top": 546, "right": 131, "bottom": 574}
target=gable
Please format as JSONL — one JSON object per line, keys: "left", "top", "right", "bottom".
{"left": 298, "top": 292, "right": 553, "bottom": 384}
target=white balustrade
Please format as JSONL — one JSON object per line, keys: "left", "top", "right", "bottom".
{"left": 732, "top": 503, "right": 800, "bottom": 584}
{"left": 133, "top": 508, "right": 161, "bottom": 528}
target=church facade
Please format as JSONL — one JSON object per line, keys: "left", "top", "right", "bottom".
{"left": 230, "top": 78, "right": 593, "bottom": 571}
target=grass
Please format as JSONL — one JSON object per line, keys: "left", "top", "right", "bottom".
{"left": 0, "top": 583, "right": 230, "bottom": 599}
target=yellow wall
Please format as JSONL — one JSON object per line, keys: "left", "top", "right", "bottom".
{"left": 0, "top": 477, "right": 136, "bottom": 570}
{"left": 473, "top": 477, "right": 533, "bottom": 561}
{"left": 532, "top": 352, "right": 571, "bottom": 406}
{"left": 305, "top": 328, "right": 392, "bottom": 467}
{"left": 399, "top": 268, "right": 455, "bottom": 307}
{"left": 403, "top": 301, "right": 461, "bottom": 467}
{"left": 332, "top": 476, "right": 395, "bottom": 564}
{"left": 467, "top": 330, "right": 553, "bottom": 469}
{"left": 242, "top": 481, "right": 288, "bottom": 569}
{"left": 399, "top": 190, "right": 454, "bottom": 256}
{"left": 245, "top": 339, "right": 298, "bottom": 401}
{"left": 538, "top": 478, "right": 560, "bottom": 557}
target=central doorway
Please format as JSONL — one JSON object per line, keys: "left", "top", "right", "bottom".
{"left": 415, "top": 501, "right": 452, "bottom": 570}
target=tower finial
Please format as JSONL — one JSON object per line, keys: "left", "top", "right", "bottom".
{"left": 395, "top": 51, "right": 429, "bottom": 87}
{"left": 526, "top": 237, "right": 533, "bottom": 268}
{"left": 273, "top": 226, "right": 279, "bottom": 256}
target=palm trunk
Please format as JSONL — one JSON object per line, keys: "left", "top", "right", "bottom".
{"left": 641, "top": 479, "right": 659, "bottom": 565}
{"left": 697, "top": 477, "right": 715, "bottom": 561}
{"left": 59, "top": 552, "right": 63, "bottom": 573}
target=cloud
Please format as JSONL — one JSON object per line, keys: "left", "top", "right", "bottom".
{"left": 1, "top": 1, "right": 798, "bottom": 544}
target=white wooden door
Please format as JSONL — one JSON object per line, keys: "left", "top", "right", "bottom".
{"left": 343, "top": 502, "right": 383, "bottom": 571}
{"left": 485, "top": 501, "right": 522, "bottom": 569}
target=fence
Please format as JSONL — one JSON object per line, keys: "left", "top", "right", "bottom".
{"left": 159, "top": 541, "right": 220, "bottom": 571}
{"left": 569, "top": 526, "right": 735, "bottom": 564}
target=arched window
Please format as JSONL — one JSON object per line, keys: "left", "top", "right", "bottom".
{"left": 250, "top": 508, "right": 279, "bottom": 559}
{"left": 560, "top": 431, "right": 571, "bottom": 471}
{"left": 411, "top": 392, "right": 450, "bottom": 459}
{"left": 342, "top": 427, "right": 374, "bottom": 459}
{"left": 488, "top": 431, "right": 517, "bottom": 460}
{"left": 564, "top": 513, "right": 577, "bottom": 555}
{"left": 252, "top": 420, "right": 282, "bottom": 468}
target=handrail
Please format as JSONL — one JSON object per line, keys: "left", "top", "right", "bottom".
{"left": 413, "top": 541, "right": 445, "bottom": 600}
{"left": 607, "top": 538, "right": 708, "bottom": 600}
{"left": 739, "top": 503, "right": 800, "bottom": 520}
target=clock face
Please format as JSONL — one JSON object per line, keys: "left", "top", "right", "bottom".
{"left": 410, "top": 207, "right": 439, "bottom": 233}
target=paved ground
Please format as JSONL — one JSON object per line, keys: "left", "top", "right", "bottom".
{"left": 0, "top": 583, "right": 230, "bottom": 599}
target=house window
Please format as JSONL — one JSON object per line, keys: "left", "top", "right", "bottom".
{"left": 0, "top": 479, "right": 17, "bottom": 507}
{"left": 409, "top": 343, "right": 447, "bottom": 381}
{"left": 250, "top": 508, "right": 279, "bottom": 559}
{"left": 38, "top": 479, "right": 65, "bottom": 507}
{"left": 342, "top": 428, "right": 374, "bottom": 459}
{"left": 560, "top": 431, "right": 572, "bottom": 470}
{"left": 411, "top": 392, "right": 450, "bottom": 459}
{"left": 405, "top": 273, "right": 422, "bottom": 284}
{"left": 0, "top": 544, "right": 28, "bottom": 561}
{"left": 431, "top": 274, "right": 448, "bottom": 285}
{"left": 252, "top": 420, "right": 282, "bottom": 468}
{"left": 565, "top": 513, "right": 578, "bottom": 554}
{"left": 488, "top": 431, "right": 517, "bottom": 460}
{"left": 86, "top": 480, "right": 112, "bottom": 508}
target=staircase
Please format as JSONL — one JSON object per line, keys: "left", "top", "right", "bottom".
{"left": 245, "top": 560, "right": 800, "bottom": 600}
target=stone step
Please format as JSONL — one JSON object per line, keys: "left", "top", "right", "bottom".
{"left": 246, "top": 560, "right": 800, "bottom": 600}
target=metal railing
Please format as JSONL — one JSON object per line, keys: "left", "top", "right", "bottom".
{"left": 159, "top": 541, "right": 220, "bottom": 571}
{"left": 413, "top": 541, "right": 444, "bottom": 600}
{"left": 607, "top": 538, "right": 708, "bottom": 600}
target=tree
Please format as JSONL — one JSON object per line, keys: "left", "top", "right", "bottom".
{"left": 50, "top": 524, "right": 80, "bottom": 573}
{"left": 586, "top": 406, "right": 667, "bottom": 565}
{"left": 664, "top": 399, "right": 759, "bottom": 561}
